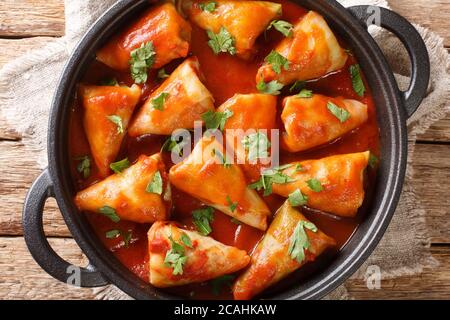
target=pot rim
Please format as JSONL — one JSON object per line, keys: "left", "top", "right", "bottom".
{"left": 47, "top": 0, "right": 407, "bottom": 300}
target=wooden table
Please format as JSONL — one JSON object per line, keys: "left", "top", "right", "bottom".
{"left": 0, "top": 0, "right": 449, "bottom": 300}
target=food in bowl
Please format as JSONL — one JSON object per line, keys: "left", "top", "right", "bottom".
{"left": 69, "top": 0, "right": 380, "bottom": 300}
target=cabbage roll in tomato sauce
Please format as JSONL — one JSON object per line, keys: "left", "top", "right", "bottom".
{"left": 75, "top": 153, "right": 170, "bottom": 224}
{"left": 184, "top": 0, "right": 282, "bottom": 60}
{"left": 281, "top": 94, "right": 368, "bottom": 153}
{"left": 148, "top": 222, "right": 250, "bottom": 288}
{"left": 233, "top": 201, "right": 336, "bottom": 300}
{"left": 169, "top": 136, "right": 271, "bottom": 230}
{"left": 96, "top": 3, "right": 191, "bottom": 71}
{"left": 256, "top": 11, "right": 348, "bottom": 85}
{"left": 272, "top": 152, "right": 370, "bottom": 217}
{"left": 79, "top": 84, "right": 141, "bottom": 178}
{"left": 128, "top": 57, "right": 215, "bottom": 136}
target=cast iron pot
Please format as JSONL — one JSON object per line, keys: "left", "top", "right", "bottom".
{"left": 22, "top": 0, "right": 430, "bottom": 300}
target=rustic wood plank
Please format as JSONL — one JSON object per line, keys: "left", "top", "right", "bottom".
{"left": 1, "top": 139, "right": 449, "bottom": 243}
{"left": 0, "top": 0, "right": 64, "bottom": 37}
{"left": 417, "top": 119, "right": 450, "bottom": 143}
{"left": 1, "top": 235, "right": 448, "bottom": 299}
{"left": 0, "top": 237, "right": 96, "bottom": 300}
{"left": 0, "top": 37, "right": 54, "bottom": 69}
{"left": 347, "top": 245, "right": 450, "bottom": 299}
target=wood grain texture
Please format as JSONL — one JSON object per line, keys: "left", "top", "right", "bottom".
{"left": 0, "top": 0, "right": 64, "bottom": 37}
{"left": 0, "top": 0, "right": 448, "bottom": 300}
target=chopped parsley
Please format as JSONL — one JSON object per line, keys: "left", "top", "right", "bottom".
{"left": 164, "top": 235, "right": 189, "bottom": 275}
{"left": 256, "top": 80, "right": 284, "bottom": 95}
{"left": 207, "top": 27, "right": 236, "bottom": 55}
{"left": 161, "top": 136, "right": 187, "bottom": 157}
{"left": 288, "top": 189, "right": 308, "bottom": 207}
{"left": 181, "top": 233, "right": 193, "bottom": 249}
{"left": 99, "top": 206, "right": 120, "bottom": 223}
{"left": 264, "top": 50, "right": 289, "bottom": 74}
{"left": 157, "top": 68, "right": 170, "bottom": 79}
{"left": 75, "top": 155, "right": 90, "bottom": 179}
{"left": 105, "top": 229, "right": 132, "bottom": 248}
{"left": 213, "top": 149, "right": 231, "bottom": 168}
{"left": 199, "top": 1, "right": 217, "bottom": 12}
{"left": 99, "top": 78, "right": 118, "bottom": 86}
{"left": 192, "top": 207, "right": 215, "bottom": 236}
{"left": 210, "top": 274, "right": 235, "bottom": 295}
{"left": 110, "top": 158, "right": 130, "bottom": 174}
{"left": 146, "top": 171, "right": 163, "bottom": 195}
{"left": 296, "top": 89, "right": 313, "bottom": 98}
{"left": 201, "top": 109, "right": 233, "bottom": 131}
{"left": 151, "top": 92, "right": 169, "bottom": 111}
{"left": 327, "top": 101, "right": 351, "bottom": 123}
{"left": 307, "top": 178, "right": 324, "bottom": 192}
{"left": 267, "top": 20, "right": 294, "bottom": 37}
{"left": 290, "top": 80, "right": 306, "bottom": 93}
{"left": 226, "top": 195, "right": 238, "bottom": 213}
{"left": 249, "top": 164, "right": 296, "bottom": 196}
{"left": 288, "top": 221, "right": 318, "bottom": 263}
{"left": 242, "top": 132, "right": 271, "bottom": 161}
{"left": 129, "top": 41, "right": 156, "bottom": 84}
{"left": 349, "top": 64, "right": 366, "bottom": 97}
{"left": 369, "top": 152, "right": 379, "bottom": 169}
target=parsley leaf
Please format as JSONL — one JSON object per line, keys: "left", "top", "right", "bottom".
{"left": 199, "top": 1, "right": 217, "bottom": 12}
{"left": 369, "top": 152, "right": 379, "bottom": 169}
{"left": 290, "top": 80, "right": 306, "bottom": 93}
{"left": 161, "top": 136, "right": 187, "bottom": 157}
{"left": 307, "top": 178, "right": 323, "bottom": 192}
{"left": 267, "top": 20, "right": 294, "bottom": 37}
{"left": 207, "top": 27, "right": 236, "bottom": 55}
{"left": 295, "top": 164, "right": 305, "bottom": 172}
{"left": 349, "top": 64, "right": 366, "bottom": 97}
{"left": 146, "top": 171, "right": 163, "bottom": 195}
{"left": 129, "top": 41, "right": 156, "bottom": 84}
{"left": 100, "top": 78, "right": 118, "bottom": 86}
{"left": 226, "top": 195, "right": 238, "bottom": 213}
{"left": 157, "top": 68, "right": 170, "bottom": 79}
{"left": 110, "top": 158, "right": 130, "bottom": 174}
{"left": 242, "top": 132, "right": 271, "bottom": 161}
{"left": 99, "top": 206, "right": 120, "bottom": 223}
{"left": 327, "top": 101, "right": 351, "bottom": 123}
{"left": 297, "top": 89, "right": 313, "bottom": 98}
{"left": 181, "top": 233, "right": 193, "bottom": 249}
{"left": 249, "top": 165, "right": 296, "bottom": 196}
{"left": 105, "top": 229, "right": 132, "bottom": 247}
{"left": 230, "top": 217, "right": 241, "bottom": 225}
{"left": 107, "top": 115, "right": 124, "bottom": 134}
{"left": 288, "top": 189, "right": 308, "bottom": 207}
{"left": 256, "top": 80, "right": 284, "bottom": 95}
{"left": 152, "top": 92, "right": 169, "bottom": 111}
{"left": 75, "top": 155, "right": 90, "bottom": 179}
{"left": 265, "top": 50, "right": 289, "bottom": 74}
{"left": 192, "top": 207, "right": 215, "bottom": 236}
{"left": 210, "top": 274, "right": 235, "bottom": 295}
{"left": 105, "top": 229, "right": 120, "bottom": 239}
{"left": 288, "top": 221, "right": 318, "bottom": 263}
{"left": 201, "top": 109, "right": 233, "bottom": 131}
{"left": 164, "top": 235, "right": 188, "bottom": 275}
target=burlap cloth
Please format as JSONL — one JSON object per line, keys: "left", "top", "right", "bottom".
{"left": 0, "top": 0, "right": 448, "bottom": 300}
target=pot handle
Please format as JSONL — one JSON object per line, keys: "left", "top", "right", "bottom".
{"left": 347, "top": 5, "right": 430, "bottom": 119}
{"left": 23, "top": 169, "right": 109, "bottom": 287}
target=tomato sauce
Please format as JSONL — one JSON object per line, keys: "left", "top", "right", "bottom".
{"left": 68, "top": 0, "right": 380, "bottom": 299}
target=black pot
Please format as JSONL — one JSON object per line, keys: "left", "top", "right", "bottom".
{"left": 22, "top": 0, "right": 430, "bottom": 300}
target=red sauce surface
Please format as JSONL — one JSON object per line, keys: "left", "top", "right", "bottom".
{"left": 68, "top": 0, "right": 380, "bottom": 299}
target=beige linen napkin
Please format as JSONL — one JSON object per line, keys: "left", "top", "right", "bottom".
{"left": 0, "top": 0, "right": 448, "bottom": 300}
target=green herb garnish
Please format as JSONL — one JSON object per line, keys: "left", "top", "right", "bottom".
{"left": 306, "top": 178, "right": 323, "bottom": 192}
{"left": 146, "top": 171, "right": 163, "bottom": 195}
{"left": 129, "top": 41, "right": 156, "bottom": 84}
{"left": 264, "top": 50, "right": 289, "bottom": 74}
{"left": 199, "top": 1, "right": 217, "bottom": 12}
{"left": 256, "top": 80, "right": 284, "bottom": 95}
{"left": 157, "top": 68, "right": 170, "bottom": 79}
{"left": 242, "top": 132, "right": 271, "bottom": 161}
{"left": 267, "top": 20, "right": 294, "bottom": 37}
{"left": 210, "top": 275, "right": 235, "bottom": 295}
{"left": 288, "top": 189, "right": 308, "bottom": 207}
{"left": 201, "top": 109, "right": 233, "bottom": 131}
{"left": 75, "top": 155, "right": 91, "bottom": 179}
{"left": 207, "top": 27, "right": 236, "bottom": 55}
{"left": 369, "top": 153, "right": 379, "bottom": 169}
{"left": 192, "top": 207, "right": 215, "bottom": 236}
{"left": 290, "top": 80, "right": 306, "bottom": 93}
{"left": 181, "top": 233, "right": 193, "bottom": 249}
{"left": 110, "top": 158, "right": 130, "bottom": 174}
{"left": 107, "top": 115, "right": 124, "bottom": 134}
{"left": 100, "top": 78, "right": 118, "bottom": 86}
{"left": 327, "top": 101, "right": 351, "bottom": 123}
{"left": 164, "top": 235, "right": 188, "bottom": 275}
{"left": 106, "top": 229, "right": 134, "bottom": 247}
{"left": 151, "top": 92, "right": 169, "bottom": 111}
{"left": 288, "top": 221, "right": 318, "bottom": 263}
{"left": 99, "top": 206, "right": 120, "bottom": 223}
{"left": 249, "top": 164, "right": 296, "bottom": 196}
{"left": 297, "top": 89, "right": 313, "bottom": 98}
{"left": 349, "top": 64, "right": 366, "bottom": 97}
{"left": 226, "top": 195, "right": 238, "bottom": 213}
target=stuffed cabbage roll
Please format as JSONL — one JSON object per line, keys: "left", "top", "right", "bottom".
{"left": 169, "top": 136, "right": 271, "bottom": 230}
{"left": 233, "top": 201, "right": 335, "bottom": 300}
{"left": 256, "top": 11, "right": 348, "bottom": 85}
{"left": 217, "top": 94, "right": 277, "bottom": 131}
{"left": 96, "top": 3, "right": 191, "bottom": 71}
{"left": 148, "top": 221, "right": 250, "bottom": 287}
{"left": 271, "top": 152, "right": 370, "bottom": 217}
{"left": 80, "top": 84, "right": 141, "bottom": 177}
{"left": 75, "top": 153, "right": 170, "bottom": 224}
{"left": 281, "top": 94, "right": 368, "bottom": 152}
{"left": 128, "top": 57, "right": 215, "bottom": 136}
{"left": 184, "top": 0, "right": 281, "bottom": 59}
